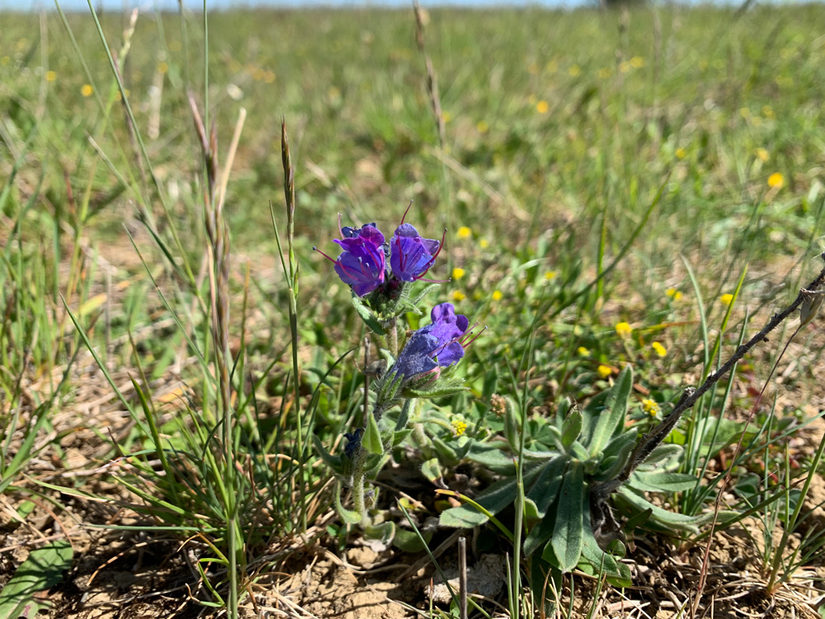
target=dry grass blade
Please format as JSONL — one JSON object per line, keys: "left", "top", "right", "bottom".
{"left": 413, "top": 1, "right": 446, "bottom": 149}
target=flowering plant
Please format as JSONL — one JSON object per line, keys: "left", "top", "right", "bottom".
{"left": 314, "top": 207, "right": 473, "bottom": 540}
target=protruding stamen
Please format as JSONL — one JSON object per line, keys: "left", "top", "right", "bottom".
{"left": 314, "top": 246, "right": 338, "bottom": 264}
{"left": 400, "top": 200, "right": 414, "bottom": 225}
{"left": 461, "top": 324, "right": 487, "bottom": 349}
{"left": 413, "top": 227, "right": 447, "bottom": 280}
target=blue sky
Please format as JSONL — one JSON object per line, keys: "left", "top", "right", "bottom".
{"left": 0, "top": 0, "right": 590, "bottom": 9}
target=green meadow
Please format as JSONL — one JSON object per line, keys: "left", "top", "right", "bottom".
{"left": 1, "top": 4, "right": 825, "bottom": 617}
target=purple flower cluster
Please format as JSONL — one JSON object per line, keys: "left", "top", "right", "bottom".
{"left": 393, "top": 303, "right": 470, "bottom": 380}
{"left": 317, "top": 208, "right": 443, "bottom": 297}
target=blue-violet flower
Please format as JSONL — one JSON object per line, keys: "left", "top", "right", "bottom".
{"left": 393, "top": 303, "right": 470, "bottom": 379}
{"left": 321, "top": 223, "right": 386, "bottom": 297}
{"left": 390, "top": 223, "right": 442, "bottom": 282}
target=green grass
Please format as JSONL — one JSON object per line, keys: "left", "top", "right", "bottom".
{"left": 2, "top": 4, "right": 825, "bottom": 617}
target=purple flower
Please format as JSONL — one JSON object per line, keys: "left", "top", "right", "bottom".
{"left": 317, "top": 224, "right": 387, "bottom": 296}
{"left": 394, "top": 303, "right": 470, "bottom": 379}
{"left": 390, "top": 223, "right": 442, "bottom": 282}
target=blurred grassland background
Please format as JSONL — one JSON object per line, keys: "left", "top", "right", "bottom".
{"left": 4, "top": 6, "right": 823, "bottom": 349}
{"left": 4, "top": 4, "right": 825, "bottom": 429}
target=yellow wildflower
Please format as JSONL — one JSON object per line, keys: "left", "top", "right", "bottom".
{"left": 762, "top": 105, "right": 774, "bottom": 119}
{"left": 597, "top": 364, "right": 612, "bottom": 379}
{"left": 577, "top": 346, "right": 590, "bottom": 357}
{"left": 456, "top": 226, "right": 472, "bottom": 239}
{"left": 452, "top": 290, "right": 466, "bottom": 302}
{"left": 476, "top": 120, "right": 489, "bottom": 134}
{"left": 45, "top": 70, "right": 56, "bottom": 82}
{"left": 615, "top": 322, "right": 632, "bottom": 337}
{"left": 665, "top": 287, "right": 683, "bottom": 301}
{"left": 80, "top": 84, "right": 94, "bottom": 97}
{"left": 597, "top": 67, "right": 611, "bottom": 79}
{"left": 544, "top": 270, "right": 557, "bottom": 281}
{"left": 452, "top": 267, "right": 466, "bottom": 281}
{"left": 479, "top": 238, "right": 489, "bottom": 249}
{"left": 675, "top": 147, "right": 687, "bottom": 160}
{"left": 651, "top": 341, "right": 667, "bottom": 358}
{"left": 442, "top": 111, "right": 452, "bottom": 124}
{"left": 768, "top": 172, "right": 784, "bottom": 189}
{"left": 756, "top": 148, "right": 769, "bottom": 162}
{"left": 492, "top": 290, "right": 503, "bottom": 301}
{"left": 720, "top": 293, "right": 734, "bottom": 307}
{"left": 536, "top": 100, "right": 549, "bottom": 114}
{"left": 451, "top": 418, "right": 468, "bottom": 437}
{"left": 157, "top": 61, "right": 168, "bottom": 74}
{"left": 629, "top": 56, "right": 645, "bottom": 68}
{"left": 568, "top": 64, "right": 581, "bottom": 77}
{"left": 642, "top": 398, "right": 659, "bottom": 416}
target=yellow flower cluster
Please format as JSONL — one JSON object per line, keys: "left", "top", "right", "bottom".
{"left": 651, "top": 341, "right": 667, "bottom": 358}
{"left": 720, "top": 293, "right": 734, "bottom": 307}
{"left": 665, "top": 287, "right": 683, "bottom": 301}
{"left": 597, "top": 364, "right": 612, "bottom": 379}
{"left": 642, "top": 398, "right": 659, "bottom": 416}
{"left": 451, "top": 418, "right": 468, "bottom": 437}
{"left": 615, "top": 322, "right": 632, "bottom": 337}
{"left": 768, "top": 172, "right": 784, "bottom": 189}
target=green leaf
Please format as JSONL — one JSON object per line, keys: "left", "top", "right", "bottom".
{"left": 560, "top": 408, "right": 582, "bottom": 448}
{"left": 553, "top": 397, "right": 574, "bottom": 429}
{"left": 589, "top": 365, "right": 632, "bottom": 456}
{"left": 351, "top": 294, "right": 386, "bottom": 335}
{"left": 616, "top": 487, "right": 700, "bottom": 533}
{"left": 630, "top": 470, "right": 698, "bottom": 493}
{"left": 551, "top": 461, "right": 585, "bottom": 572}
{"left": 524, "top": 498, "right": 539, "bottom": 521}
{"left": 334, "top": 483, "right": 363, "bottom": 525}
{"left": 0, "top": 539, "right": 73, "bottom": 618}
{"left": 364, "top": 521, "right": 395, "bottom": 544}
{"left": 363, "top": 412, "right": 383, "bottom": 455}
{"left": 504, "top": 401, "right": 522, "bottom": 451}
{"left": 312, "top": 434, "right": 342, "bottom": 470}
{"left": 431, "top": 436, "right": 459, "bottom": 466}
{"left": 440, "top": 466, "right": 543, "bottom": 528}
{"left": 594, "top": 430, "right": 637, "bottom": 481}
{"left": 636, "top": 443, "right": 683, "bottom": 470}
{"left": 420, "top": 458, "right": 442, "bottom": 483}
{"left": 466, "top": 442, "right": 518, "bottom": 473}
{"left": 580, "top": 511, "right": 632, "bottom": 586}
{"left": 526, "top": 456, "right": 566, "bottom": 517}
{"left": 393, "top": 527, "right": 432, "bottom": 552}
{"left": 525, "top": 511, "right": 556, "bottom": 558}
